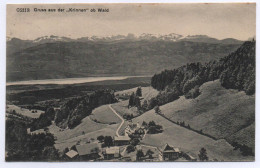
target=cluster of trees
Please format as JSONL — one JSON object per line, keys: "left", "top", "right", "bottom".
{"left": 150, "top": 41, "right": 255, "bottom": 108}
{"left": 128, "top": 93, "right": 141, "bottom": 109}
{"left": 6, "top": 118, "right": 59, "bottom": 161}
{"left": 123, "top": 113, "right": 134, "bottom": 120}
{"left": 136, "top": 149, "right": 154, "bottom": 161}
{"left": 142, "top": 120, "right": 163, "bottom": 134}
{"left": 126, "top": 137, "right": 141, "bottom": 153}
{"left": 128, "top": 87, "right": 143, "bottom": 108}
{"left": 231, "top": 141, "right": 254, "bottom": 156}
{"left": 136, "top": 149, "right": 145, "bottom": 161}
{"left": 176, "top": 121, "right": 191, "bottom": 129}
{"left": 198, "top": 147, "right": 208, "bottom": 161}
{"left": 55, "top": 90, "right": 117, "bottom": 128}
{"left": 97, "top": 135, "right": 114, "bottom": 147}
{"left": 30, "top": 107, "right": 55, "bottom": 131}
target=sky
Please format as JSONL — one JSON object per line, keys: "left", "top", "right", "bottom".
{"left": 7, "top": 3, "right": 256, "bottom": 41}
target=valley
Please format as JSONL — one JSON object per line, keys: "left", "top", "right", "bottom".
{"left": 5, "top": 39, "right": 255, "bottom": 162}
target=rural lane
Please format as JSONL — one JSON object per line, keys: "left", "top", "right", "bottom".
{"left": 108, "top": 104, "right": 125, "bottom": 137}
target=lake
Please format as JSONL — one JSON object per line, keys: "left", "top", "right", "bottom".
{"left": 6, "top": 76, "right": 148, "bottom": 86}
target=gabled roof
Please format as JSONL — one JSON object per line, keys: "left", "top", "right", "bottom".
{"left": 66, "top": 150, "right": 78, "bottom": 158}
{"left": 160, "top": 143, "right": 180, "bottom": 153}
{"left": 76, "top": 143, "right": 99, "bottom": 156}
{"left": 114, "top": 136, "right": 130, "bottom": 141}
{"left": 105, "top": 147, "right": 120, "bottom": 154}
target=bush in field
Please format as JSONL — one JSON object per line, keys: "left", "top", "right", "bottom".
{"left": 130, "top": 138, "right": 140, "bottom": 146}
{"left": 136, "top": 149, "right": 144, "bottom": 161}
{"left": 154, "top": 105, "right": 161, "bottom": 114}
{"left": 126, "top": 145, "right": 135, "bottom": 153}
{"left": 146, "top": 120, "right": 163, "bottom": 134}
{"left": 198, "top": 148, "right": 208, "bottom": 161}
{"left": 123, "top": 114, "right": 134, "bottom": 120}
{"left": 146, "top": 149, "right": 154, "bottom": 159}
{"left": 136, "top": 87, "right": 142, "bottom": 97}
{"left": 104, "top": 136, "right": 113, "bottom": 147}
{"left": 97, "top": 135, "right": 104, "bottom": 143}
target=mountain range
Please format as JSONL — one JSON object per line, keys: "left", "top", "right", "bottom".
{"left": 7, "top": 34, "right": 244, "bottom": 82}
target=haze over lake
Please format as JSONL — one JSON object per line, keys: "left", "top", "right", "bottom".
{"left": 6, "top": 76, "right": 149, "bottom": 86}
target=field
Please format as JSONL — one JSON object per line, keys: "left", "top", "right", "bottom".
{"left": 112, "top": 86, "right": 159, "bottom": 117}
{"left": 157, "top": 80, "right": 255, "bottom": 148}
{"left": 132, "top": 109, "right": 253, "bottom": 161}
{"left": 89, "top": 105, "right": 122, "bottom": 124}
{"left": 115, "top": 86, "right": 159, "bottom": 101}
{"left": 6, "top": 104, "right": 44, "bottom": 118}
{"left": 111, "top": 100, "right": 140, "bottom": 117}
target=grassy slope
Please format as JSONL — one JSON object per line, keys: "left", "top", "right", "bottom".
{"left": 158, "top": 80, "right": 255, "bottom": 148}
{"left": 89, "top": 105, "right": 122, "bottom": 124}
{"left": 6, "top": 104, "right": 44, "bottom": 118}
{"left": 112, "top": 86, "right": 160, "bottom": 117}
{"left": 111, "top": 100, "right": 139, "bottom": 117}
{"left": 115, "top": 86, "right": 159, "bottom": 101}
{"left": 132, "top": 109, "right": 253, "bottom": 161}
{"left": 48, "top": 105, "right": 120, "bottom": 151}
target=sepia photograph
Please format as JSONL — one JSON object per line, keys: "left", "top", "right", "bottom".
{"left": 5, "top": 3, "right": 256, "bottom": 162}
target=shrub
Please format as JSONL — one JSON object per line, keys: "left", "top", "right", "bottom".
{"left": 126, "top": 145, "right": 135, "bottom": 153}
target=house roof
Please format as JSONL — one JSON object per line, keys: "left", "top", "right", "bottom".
{"left": 66, "top": 150, "right": 78, "bottom": 158}
{"left": 105, "top": 147, "right": 120, "bottom": 154}
{"left": 76, "top": 143, "right": 99, "bottom": 156}
{"left": 114, "top": 136, "right": 130, "bottom": 141}
{"left": 30, "top": 129, "right": 46, "bottom": 135}
{"left": 160, "top": 143, "right": 180, "bottom": 153}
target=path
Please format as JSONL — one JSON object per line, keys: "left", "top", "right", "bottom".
{"left": 108, "top": 104, "right": 125, "bottom": 137}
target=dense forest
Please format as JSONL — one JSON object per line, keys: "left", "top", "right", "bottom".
{"left": 149, "top": 41, "right": 255, "bottom": 108}
{"left": 55, "top": 90, "right": 117, "bottom": 128}
{"left": 6, "top": 119, "right": 59, "bottom": 161}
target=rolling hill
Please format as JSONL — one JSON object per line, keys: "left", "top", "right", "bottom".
{"left": 132, "top": 98, "right": 253, "bottom": 161}
{"left": 157, "top": 80, "right": 255, "bottom": 148}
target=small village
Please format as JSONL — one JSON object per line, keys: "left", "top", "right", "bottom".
{"left": 24, "top": 115, "right": 196, "bottom": 162}
{"left": 17, "top": 88, "right": 201, "bottom": 162}
{"left": 60, "top": 121, "right": 197, "bottom": 162}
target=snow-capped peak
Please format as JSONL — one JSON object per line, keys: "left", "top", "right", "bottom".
{"left": 33, "top": 35, "right": 72, "bottom": 43}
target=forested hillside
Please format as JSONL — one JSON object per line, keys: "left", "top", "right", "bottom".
{"left": 54, "top": 90, "right": 117, "bottom": 128}
{"left": 150, "top": 41, "right": 255, "bottom": 108}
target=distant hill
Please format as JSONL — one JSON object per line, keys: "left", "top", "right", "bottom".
{"left": 7, "top": 35, "right": 242, "bottom": 82}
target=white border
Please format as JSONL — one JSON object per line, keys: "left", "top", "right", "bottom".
{"left": 0, "top": 0, "right": 258, "bottom": 168}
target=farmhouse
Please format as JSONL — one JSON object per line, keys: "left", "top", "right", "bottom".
{"left": 27, "top": 128, "right": 46, "bottom": 135}
{"left": 114, "top": 136, "right": 130, "bottom": 146}
{"left": 125, "top": 122, "right": 142, "bottom": 135}
{"left": 76, "top": 143, "right": 100, "bottom": 160}
{"left": 103, "top": 146, "right": 120, "bottom": 160}
{"left": 65, "top": 150, "right": 78, "bottom": 159}
{"left": 158, "top": 143, "right": 181, "bottom": 161}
